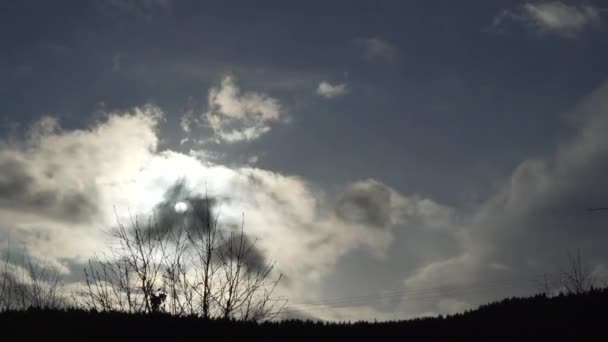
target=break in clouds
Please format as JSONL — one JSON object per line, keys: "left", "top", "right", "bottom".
{"left": 2, "top": 78, "right": 608, "bottom": 320}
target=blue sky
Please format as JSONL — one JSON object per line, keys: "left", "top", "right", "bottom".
{"left": 3, "top": 1, "right": 607, "bottom": 204}
{"left": 2, "top": 1, "right": 608, "bottom": 320}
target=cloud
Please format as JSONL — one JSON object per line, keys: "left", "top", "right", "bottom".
{"left": 0, "top": 109, "right": 162, "bottom": 226}
{"left": 399, "top": 80, "right": 608, "bottom": 316}
{"left": 493, "top": 2, "right": 601, "bottom": 37}
{"left": 0, "top": 106, "right": 163, "bottom": 261}
{"left": 247, "top": 155, "right": 259, "bottom": 165}
{"left": 0, "top": 155, "right": 98, "bottom": 223}
{"left": 180, "top": 111, "right": 194, "bottom": 133}
{"left": 204, "top": 75, "right": 285, "bottom": 143}
{"left": 333, "top": 179, "right": 451, "bottom": 231}
{"left": 8, "top": 80, "right": 608, "bottom": 320}
{"left": 335, "top": 180, "right": 392, "bottom": 228}
{"left": 0, "top": 107, "right": 429, "bottom": 312}
{"left": 316, "top": 81, "right": 348, "bottom": 98}
{"left": 355, "top": 37, "right": 400, "bottom": 63}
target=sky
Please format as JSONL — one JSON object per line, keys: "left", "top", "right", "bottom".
{"left": 1, "top": 0, "right": 608, "bottom": 320}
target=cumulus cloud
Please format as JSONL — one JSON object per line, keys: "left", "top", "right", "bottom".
{"left": 0, "top": 107, "right": 427, "bottom": 313}
{"left": 0, "top": 108, "right": 163, "bottom": 226}
{"left": 334, "top": 179, "right": 454, "bottom": 231}
{"left": 316, "top": 81, "right": 348, "bottom": 98}
{"left": 399, "top": 80, "right": 608, "bottom": 317}
{"left": 204, "top": 75, "right": 285, "bottom": 143}
{"left": 0, "top": 106, "right": 163, "bottom": 262}
{"left": 493, "top": 2, "right": 601, "bottom": 37}
{"left": 355, "top": 37, "right": 400, "bottom": 63}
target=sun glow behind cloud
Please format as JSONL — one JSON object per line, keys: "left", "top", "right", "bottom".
{"left": 174, "top": 201, "right": 188, "bottom": 213}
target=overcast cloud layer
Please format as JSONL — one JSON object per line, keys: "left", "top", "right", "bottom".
{"left": 1, "top": 0, "right": 608, "bottom": 321}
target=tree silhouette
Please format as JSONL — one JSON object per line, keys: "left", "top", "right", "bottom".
{"left": 76, "top": 194, "right": 285, "bottom": 320}
{"left": 0, "top": 248, "right": 64, "bottom": 311}
{"left": 561, "top": 250, "right": 596, "bottom": 294}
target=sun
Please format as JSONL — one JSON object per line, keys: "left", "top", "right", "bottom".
{"left": 174, "top": 201, "right": 188, "bottom": 213}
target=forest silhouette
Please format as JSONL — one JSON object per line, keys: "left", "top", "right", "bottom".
{"left": 1, "top": 288, "right": 607, "bottom": 340}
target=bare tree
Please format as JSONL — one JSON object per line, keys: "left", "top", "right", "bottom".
{"left": 0, "top": 248, "right": 64, "bottom": 311}
{"left": 214, "top": 220, "right": 284, "bottom": 320}
{"left": 561, "top": 249, "right": 596, "bottom": 294}
{"left": 186, "top": 195, "right": 223, "bottom": 319}
{"left": 77, "top": 195, "right": 285, "bottom": 320}
{"left": 0, "top": 251, "right": 11, "bottom": 310}
{"left": 25, "top": 258, "right": 63, "bottom": 309}
{"left": 77, "top": 212, "right": 170, "bottom": 314}
{"left": 533, "top": 272, "right": 554, "bottom": 296}
{"left": 159, "top": 228, "right": 191, "bottom": 315}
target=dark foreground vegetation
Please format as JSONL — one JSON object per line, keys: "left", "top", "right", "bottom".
{"left": 1, "top": 288, "right": 607, "bottom": 341}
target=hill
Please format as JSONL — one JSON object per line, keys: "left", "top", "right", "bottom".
{"left": 1, "top": 288, "right": 607, "bottom": 341}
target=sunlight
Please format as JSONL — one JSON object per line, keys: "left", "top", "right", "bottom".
{"left": 174, "top": 201, "right": 188, "bottom": 213}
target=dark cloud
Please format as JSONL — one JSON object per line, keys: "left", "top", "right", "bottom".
{"left": 0, "top": 155, "right": 99, "bottom": 223}
{"left": 147, "top": 179, "right": 217, "bottom": 235}
{"left": 0, "top": 157, "right": 32, "bottom": 195}
{"left": 216, "top": 232, "right": 269, "bottom": 273}
{"left": 335, "top": 181, "right": 392, "bottom": 228}
{"left": 144, "top": 180, "right": 269, "bottom": 272}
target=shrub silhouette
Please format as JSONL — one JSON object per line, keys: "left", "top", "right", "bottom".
{"left": 150, "top": 291, "right": 166, "bottom": 313}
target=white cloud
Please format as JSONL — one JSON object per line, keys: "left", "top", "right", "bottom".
{"left": 403, "top": 254, "right": 479, "bottom": 289}
{"left": 0, "top": 106, "right": 163, "bottom": 261}
{"left": 494, "top": 2, "right": 601, "bottom": 37}
{"left": 180, "top": 110, "right": 194, "bottom": 133}
{"left": 204, "top": 75, "right": 285, "bottom": 143}
{"left": 355, "top": 37, "right": 400, "bottom": 63}
{"left": 317, "top": 81, "right": 348, "bottom": 98}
